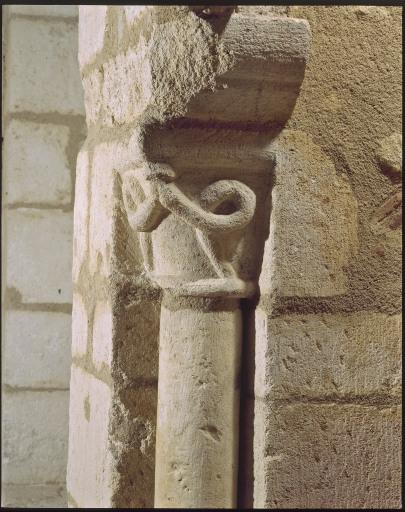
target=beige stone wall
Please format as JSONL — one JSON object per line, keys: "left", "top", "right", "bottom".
{"left": 2, "top": 4, "right": 400, "bottom": 509}
{"left": 1, "top": 6, "right": 85, "bottom": 507}
{"left": 68, "top": 5, "right": 401, "bottom": 509}
{"left": 252, "top": 5, "right": 402, "bottom": 508}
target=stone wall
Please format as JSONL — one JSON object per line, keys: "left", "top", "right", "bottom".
{"left": 2, "top": 4, "right": 401, "bottom": 509}
{"left": 2, "top": 6, "right": 85, "bottom": 507}
{"left": 253, "top": 5, "right": 402, "bottom": 508}
{"left": 68, "top": 5, "right": 401, "bottom": 509}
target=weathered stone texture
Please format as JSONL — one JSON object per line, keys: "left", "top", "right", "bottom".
{"left": 2, "top": 391, "right": 69, "bottom": 484}
{"left": 4, "top": 310, "right": 71, "bottom": 388}
{"left": 2, "top": 5, "right": 86, "bottom": 507}
{"left": 286, "top": 5, "right": 402, "bottom": 315}
{"left": 376, "top": 133, "right": 402, "bottom": 177}
{"left": 68, "top": 133, "right": 159, "bottom": 508}
{"left": 260, "top": 130, "right": 358, "bottom": 300}
{"left": 3, "top": 120, "right": 72, "bottom": 206}
{"left": 69, "top": 5, "right": 401, "bottom": 510}
{"left": 6, "top": 17, "right": 83, "bottom": 114}
{"left": 255, "top": 401, "right": 401, "bottom": 509}
{"left": 5, "top": 209, "right": 73, "bottom": 303}
{"left": 1, "top": 484, "right": 67, "bottom": 509}
{"left": 252, "top": 5, "right": 402, "bottom": 509}
{"left": 255, "top": 311, "right": 401, "bottom": 401}
{"left": 67, "top": 366, "right": 113, "bottom": 508}
{"left": 78, "top": 6, "right": 108, "bottom": 69}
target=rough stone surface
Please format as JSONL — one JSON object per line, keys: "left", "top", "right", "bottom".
{"left": 1, "top": 483, "right": 67, "bottom": 508}
{"left": 6, "top": 17, "right": 83, "bottom": 114}
{"left": 5, "top": 209, "right": 73, "bottom": 304}
{"left": 3, "top": 120, "right": 72, "bottom": 206}
{"left": 78, "top": 6, "right": 108, "bottom": 69}
{"left": 285, "top": 5, "right": 402, "bottom": 316}
{"left": 124, "top": 6, "right": 153, "bottom": 26}
{"left": 2, "top": 391, "right": 69, "bottom": 484}
{"left": 9, "top": 5, "right": 78, "bottom": 17}
{"left": 88, "top": 144, "right": 116, "bottom": 277}
{"left": 92, "top": 301, "right": 113, "bottom": 370}
{"left": 254, "top": 401, "right": 401, "bottom": 509}
{"left": 255, "top": 310, "right": 401, "bottom": 400}
{"left": 260, "top": 130, "right": 358, "bottom": 299}
{"left": 155, "top": 302, "right": 241, "bottom": 508}
{"left": 376, "top": 133, "right": 402, "bottom": 177}
{"left": 67, "top": 366, "right": 113, "bottom": 508}
{"left": 4, "top": 310, "right": 71, "bottom": 388}
{"left": 72, "top": 150, "right": 89, "bottom": 282}
{"left": 71, "top": 294, "right": 88, "bottom": 358}
{"left": 251, "top": 5, "right": 402, "bottom": 509}
{"left": 70, "top": 5, "right": 401, "bottom": 510}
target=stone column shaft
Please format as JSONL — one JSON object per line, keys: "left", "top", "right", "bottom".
{"left": 155, "top": 297, "right": 241, "bottom": 507}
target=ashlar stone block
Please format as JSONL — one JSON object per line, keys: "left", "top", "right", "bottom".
{"left": 92, "top": 301, "right": 113, "bottom": 371}
{"left": 6, "top": 17, "right": 84, "bottom": 114}
{"left": 255, "top": 310, "right": 402, "bottom": 400}
{"left": 4, "top": 310, "right": 71, "bottom": 389}
{"left": 4, "top": 120, "right": 71, "bottom": 206}
{"left": 5, "top": 209, "right": 73, "bottom": 304}
{"left": 67, "top": 366, "right": 113, "bottom": 507}
{"left": 2, "top": 390, "right": 69, "bottom": 484}
{"left": 9, "top": 5, "right": 78, "bottom": 17}
{"left": 78, "top": 6, "right": 108, "bottom": 69}
{"left": 71, "top": 294, "right": 88, "bottom": 359}
{"left": 260, "top": 130, "right": 359, "bottom": 298}
{"left": 254, "top": 401, "right": 401, "bottom": 509}
{"left": 1, "top": 483, "right": 67, "bottom": 509}
{"left": 72, "top": 150, "right": 89, "bottom": 283}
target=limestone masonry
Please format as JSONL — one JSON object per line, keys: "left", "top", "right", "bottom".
{"left": 2, "top": 4, "right": 401, "bottom": 509}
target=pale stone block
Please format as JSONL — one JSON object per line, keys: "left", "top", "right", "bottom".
{"left": 255, "top": 311, "right": 402, "bottom": 399}
{"left": 73, "top": 150, "right": 89, "bottom": 283}
{"left": 2, "top": 390, "right": 69, "bottom": 484}
{"left": 82, "top": 69, "right": 103, "bottom": 126}
{"left": 92, "top": 301, "right": 113, "bottom": 370}
{"left": 124, "top": 6, "right": 152, "bottom": 25}
{"left": 254, "top": 401, "right": 401, "bottom": 508}
{"left": 4, "top": 310, "right": 71, "bottom": 388}
{"left": 6, "top": 18, "right": 84, "bottom": 114}
{"left": 78, "top": 6, "right": 107, "bottom": 69}
{"left": 9, "top": 5, "right": 78, "bottom": 17}
{"left": 88, "top": 144, "right": 115, "bottom": 277}
{"left": 101, "top": 45, "right": 152, "bottom": 126}
{"left": 5, "top": 209, "right": 73, "bottom": 303}
{"left": 1, "top": 483, "right": 67, "bottom": 508}
{"left": 67, "top": 366, "right": 113, "bottom": 507}
{"left": 71, "top": 294, "right": 88, "bottom": 358}
{"left": 4, "top": 120, "right": 71, "bottom": 206}
{"left": 260, "top": 130, "right": 358, "bottom": 297}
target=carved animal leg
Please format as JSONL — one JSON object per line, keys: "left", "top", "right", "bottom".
{"left": 195, "top": 229, "right": 236, "bottom": 278}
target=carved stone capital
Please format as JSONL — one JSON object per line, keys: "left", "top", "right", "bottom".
{"left": 115, "top": 12, "right": 311, "bottom": 302}
{"left": 70, "top": 6, "right": 311, "bottom": 509}
{"left": 122, "top": 162, "right": 257, "bottom": 298}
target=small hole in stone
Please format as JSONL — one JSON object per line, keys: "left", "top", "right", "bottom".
{"left": 214, "top": 200, "right": 237, "bottom": 215}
